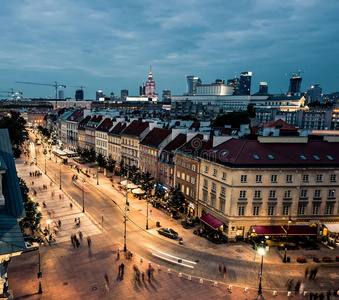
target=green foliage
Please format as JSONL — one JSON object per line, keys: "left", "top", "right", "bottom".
{"left": 96, "top": 153, "right": 107, "bottom": 168}
{"left": 18, "top": 177, "right": 42, "bottom": 234}
{"left": 213, "top": 111, "right": 250, "bottom": 128}
{"left": 247, "top": 103, "right": 256, "bottom": 118}
{"left": 169, "top": 186, "right": 186, "bottom": 210}
{"left": 155, "top": 183, "right": 166, "bottom": 200}
{"left": 37, "top": 125, "right": 51, "bottom": 139}
{"left": 0, "top": 110, "right": 29, "bottom": 152}
{"left": 140, "top": 171, "right": 154, "bottom": 194}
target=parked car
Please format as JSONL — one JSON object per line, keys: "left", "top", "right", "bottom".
{"left": 158, "top": 228, "right": 178, "bottom": 239}
{"left": 23, "top": 241, "right": 40, "bottom": 252}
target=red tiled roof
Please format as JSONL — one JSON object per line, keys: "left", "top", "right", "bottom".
{"left": 89, "top": 115, "right": 103, "bottom": 124}
{"left": 67, "top": 109, "right": 84, "bottom": 121}
{"left": 263, "top": 119, "right": 297, "bottom": 131}
{"left": 178, "top": 134, "right": 213, "bottom": 156}
{"left": 122, "top": 120, "right": 149, "bottom": 137}
{"left": 79, "top": 115, "right": 91, "bottom": 125}
{"left": 201, "top": 138, "right": 339, "bottom": 166}
{"left": 163, "top": 134, "right": 187, "bottom": 152}
{"left": 140, "top": 128, "right": 171, "bottom": 148}
{"left": 96, "top": 117, "right": 115, "bottom": 132}
{"left": 109, "top": 122, "right": 127, "bottom": 136}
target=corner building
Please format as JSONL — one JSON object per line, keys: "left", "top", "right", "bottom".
{"left": 198, "top": 137, "right": 339, "bottom": 241}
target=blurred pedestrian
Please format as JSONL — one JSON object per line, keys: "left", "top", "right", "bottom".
{"left": 327, "top": 290, "right": 331, "bottom": 300}
{"left": 319, "top": 292, "right": 325, "bottom": 300}
{"left": 218, "top": 262, "right": 222, "bottom": 275}
{"left": 141, "top": 271, "right": 145, "bottom": 282}
{"left": 118, "top": 264, "right": 121, "bottom": 276}
{"left": 295, "top": 280, "right": 301, "bottom": 294}
{"left": 121, "top": 262, "right": 124, "bottom": 276}
{"left": 147, "top": 268, "right": 151, "bottom": 282}
{"left": 104, "top": 272, "right": 109, "bottom": 292}
{"left": 223, "top": 265, "right": 227, "bottom": 278}
{"left": 87, "top": 236, "right": 91, "bottom": 249}
{"left": 79, "top": 231, "right": 83, "bottom": 241}
{"left": 70, "top": 203, "right": 73, "bottom": 209}
{"left": 305, "top": 267, "right": 309, "bottom": 278}
{"left": 117, "top": 249, "right": 120, "bottom": 260}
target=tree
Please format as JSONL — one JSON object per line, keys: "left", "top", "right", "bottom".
{"left": 18, "top": 177, "right": 42, "bottom": 234}
{"left": 96, "top": 153, "right": 107, "bottom": 168}
{"left": 247, "top": 103, "right": 256, "bottom": 118}
{"left": 169, "top": 186, "right": 186, "bottom": 211}
{"left": 154, "top": 183, "right": 166, "bottom": 201}
{"left": 0, "top": 110, "right": 28, "bottom": 156}
{"left": 213, "top": 111, "right": 250, "bottom": 128}
{"left": 88, "top": 148, "right": 96, "bottom": 164}
{"left": 37, "top": 125, "right": 51, "bottom": 139}
{"left": 140, "top": 171, "right": 154, "bottom": 195}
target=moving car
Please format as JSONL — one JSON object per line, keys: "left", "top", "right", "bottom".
{"left": 157, "top": 228, "right": 178, "bottom": 239}
{"left": 23, "top": 234, "right": 43, "bottom": 244}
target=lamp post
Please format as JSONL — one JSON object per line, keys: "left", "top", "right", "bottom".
{"left": 124, "top": 205, "right": 129, "bottom": 252}
{"left": 37, "top": 242, "right": 43, "bottom": 294}
{"left": 97, "top": 163, "right": 99, "bottom": 185}
{"left": 82, "top": 178, "right": 86, "bottom": 213}
{"left": 283, "top": 216, "right": 292, "bottom": 263}
{"left": 258, "top": 247, "right": 265, "bottom": 295}
{"left": 59, "top": 161, "right": 62, "bottom": 190}
{"left": 126, "top": 171, "right": 129, "bottom": 206}
{"left": 44, "top": 153, "right": 46, "bottom": 175}
{"left": 146, "top": 191, "right": 149, "bottom": 230}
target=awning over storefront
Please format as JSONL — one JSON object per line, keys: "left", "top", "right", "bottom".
{"left": 283, "top": 225, "right": 317, "bottom": 236}
{"left": 252, "top": 226, "right": 285, "bottom": 236}
{"left": 200, "top": 214, "right": 223, "bottom": 230}
{"left": 324, "top": 223, "right": 339, "bottom": 233}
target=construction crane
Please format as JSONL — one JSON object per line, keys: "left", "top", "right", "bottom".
{"left": 0, "top": 89, "right": 23, "bottom": 100}
{"left": 70, "top": 85, "right": 85, "bottom": 90}
{"left": 285, "top": 70, "right": 305, "bottom": 78}
{"left": 15, "top": 81, "right": 66, "bottom": 99}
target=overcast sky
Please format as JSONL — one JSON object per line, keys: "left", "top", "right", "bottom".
{"left": 1, "top": 0, "right": 339, "bottom": 99}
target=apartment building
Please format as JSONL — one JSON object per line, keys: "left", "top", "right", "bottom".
{"left": 95, "top": 117, "right": 115, "bottom": 157}
{"left": 198, "top": 138, "right": 339, "bottom": 241}
{"left": 108, "top": 122, "right": 127, "bottom": 163}
{"left": 78, "top": 115, "right": 91, "bottom": 150}
{"left": 85, "top": 115, "right": 104, "bottom": 150}
{"left": 66, "top": 109, "right": 90, "bottom": 151}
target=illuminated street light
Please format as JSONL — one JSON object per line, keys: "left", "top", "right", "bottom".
{"left": 258, "top": 247, "right": 265, "bottom": 295}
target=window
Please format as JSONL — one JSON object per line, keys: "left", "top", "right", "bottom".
{"left": 268, "top": 154, "right": 275, "bottom": 160}
{"left": 203, "top": 190, "right": 208, "bottom": 203}
{"left": 286, "top": 175, "right": 293, "bottom": 183}
{"left": 210, "top": 194, "right": 216, "bottom": 207}
{"left": 271, "top": 174, "right": 277, "bottom": 183}
{"left": 186, "top": 163, "right": 190, "bottom": 169}
{"left": 213, "top": 169, "right": 217, "bottom": 177}
{"left": 181, "top": 184, "right": 184, "bottom": 193}
{"left": 177, "top": 171, "right": 180, "bottom": 178}
{"left": 302, "top": 174, "right": 309, "bottom": 182}
{"left": 284, "top": 190, "right": 292, "bottom": 199}
{"left": 298, "top": 205, "right": 306, "bottom": 215}
{"left": 268, "top": 206, "right": 275, "bottom": 216}
{"left": 240, "top": 175, "right": 247, "bottom": 183}
{"left": 328, "top": 189, "right": 335, "bottom": 198}
{"left": 300, "top": 155, "right": 307, "bottom": 160}
{"left": 238, "top": 206, "right": 245, "bottom": 216}
{"left": 312, "top": 204, "right": 320, "bottom": 215}
{"left": 326, "top": 204, "right": 334, "bottom": 215}
{"left": 186, "top": 187, "right": 189, "bottom": 195}
{"left": 313, "top": 155, "right": 320, "bottom": 160}
{"left": 186, "top": 175, "right": 190, "bottom": 183}
{"left": 181, "top": 173, "right": 185, "bottom": 181}
{"left": 254, "top": 190, "right": 261, "bottom": 199}
{"left": 316, "top": 174, "right": 323, "bottom": 182}
{"left": 222, "top": 172, "right": 226, "bottom": 180}
{"left": 192, "top": 164, "right": 196, "bottom": 171}
{"left": 326, "top": 155, "right": 334, "bottom": 161}
{"left": 269, "top": 190, "right": 276, "bottom": 199}
{"left": 220, "top": 187, "right": 226, "bottom": 196}
{"left": 204, "top": 166, "right": 209, "bottom": 173}
{"left": 220, "top": 198, "right": 225, "bottom": 212}
{"left": 211, "top": 183, "right": 216, "bottom": 192}
{"left": 191, "top": 177, "right": 195, "bottom": 185}
{"left": 253, "top": 154, "right": 260, "bottom": 160}
{"left": 300, "top": 190, "right": 308, "bottom": 198}
{"left": 239, "top": 190, "right": 246, "bottom": 199}
{"left": 282, "top": 205, "right": 290, "bottom": 216}
{"left": 255, "top": 175, "right": 262, "bottom": 183}
{"left": 330, "top": 174, "right": 337, "bottom": 182}
{"left": 177, "top": 160, "right": 181, "bottom": 166}
{"left": 203, "top": 179, "right": 208, "bottom": 189}
{"left": 182, "top": 161, "right": 185, "bottom": 168}
{"left": 314, "top": 190, "right": 321, "bottom": 199}
{"left": 253, "top": 206, "right": 260, "bottom": 216}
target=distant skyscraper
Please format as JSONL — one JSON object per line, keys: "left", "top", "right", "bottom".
{"left": 306, "top": 84, "right": 322, "bottom": 103}
{"left": 288, "top": 77, "right": 302, "bottom": 95}
{"left": 75, "top": 89, "right": 84, "bottom": 100}
{"left": 186, "top": 75, "right": 202, "bottom": 95}
{"left": 259, "top": 82, "right": 268, "bottom": 94}
{"left": 96, "top": 90, "right": 104, "bottom": 100}
{"left": 121, "top": 89, "right": 128, "bottom": 101}
{"left": 227, "top": 77, "right": 239, "bottom": 95}
{"left": 145, "top": 67, "right": 156, "bottom": 97}
{"left": 58, "top": 90, "right": 64, "bottom": 99}
{"left": 139, "top": 83, "right": 145, "bottom": 96}
{"left": 162, "top": 89, "right": 171, "bottom": 103}
{"left": 239, "top": 71, "right": 252, "bottom": 95}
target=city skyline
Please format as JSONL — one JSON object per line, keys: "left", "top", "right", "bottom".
{"left": 1, "top": 0, "right": 339, "bottom": 99}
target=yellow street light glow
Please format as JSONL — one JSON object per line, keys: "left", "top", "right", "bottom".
{"left": 258, "top": 248, "right": 265, "bottom": 256}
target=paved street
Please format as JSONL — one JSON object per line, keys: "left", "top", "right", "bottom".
{"left": 7, "top": 152, "right": 339, "bottom": 299}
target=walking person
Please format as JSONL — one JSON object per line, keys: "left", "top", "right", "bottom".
{"left": 118, "top": 264, "right": 121, "bottom": 276}
{"left": 147, "top": 268, "right": 151, "bottom": 282}
{"left": 70, "top": 203, "right": 73, "bottom": 209}
{"left": 58, "top": 220, "right": 61, "bottom": 228}
{"left": 295, "top": 280, "right": 301, "bottom": 295}
{"left": 141, "top": 271, "right": 145, "bottom": 282}
{"left": 319, "top": 292, "right": 325, "bottom": 300}
{"left": 120, "top": 262, "right": 125, "bottom": 276}
{"left": 87, "top": 236, "right": 91, "bottom": 249}
{"left": 305, "top": 267, "right": 309, "bottom": 278}
{"left": 218, "top": 262, "right": 222, "bottom": 276}
{"left": 310, "top": 292, "right": 314, "bottom": 300}
{"left": 104, "top": 272, "right": 109, "bottom": 292}
{"left": 117, "top": 249, "right": 120, "bottom": 260}
{"left": 78, "top": 231, "right": 83, "bottom": 242}
{"left": 327, "top": 290, "right": 331, "bottom": 300}
{"left": 223, "top": 264, "right": 227, "bottom": 278}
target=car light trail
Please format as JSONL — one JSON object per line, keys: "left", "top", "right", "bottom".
{"left": 152, "top": 253, "right": 194, "bottom": 268}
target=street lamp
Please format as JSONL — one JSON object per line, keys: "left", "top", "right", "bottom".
{"left": 125, "top": 171, "right": 129, "bottom": 206}
{"left": 59, "top": 161, "right": 62, "bottom": 190}
{"left": 258, "top": 247, "right": 265, "bottom": 295}
{"left": 146, "top": 193, "right": 149, "bottom": 230}
{"left": 124, "top": 205, "right": 129, "bottom": 252}
{"left": 82, "top": 178, "right": 86, "bottom": 213}
{"left": 37, "top": 241, "right": 44, "bottom": 294}
{"left": 44, "top": 152, "right": 46, "bottom": 175}
{"left": 283, "top": 216, "right": 292, "bottom": 263}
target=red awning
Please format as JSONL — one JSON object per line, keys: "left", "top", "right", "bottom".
{"left": 283, "top": 225, "right": 317, "bottom": 236}
{"left": 200, "top": 214, "right": 223, "bottom": 230}
{"left": 251, "top": 226, "right": 285, "bottom": 236}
